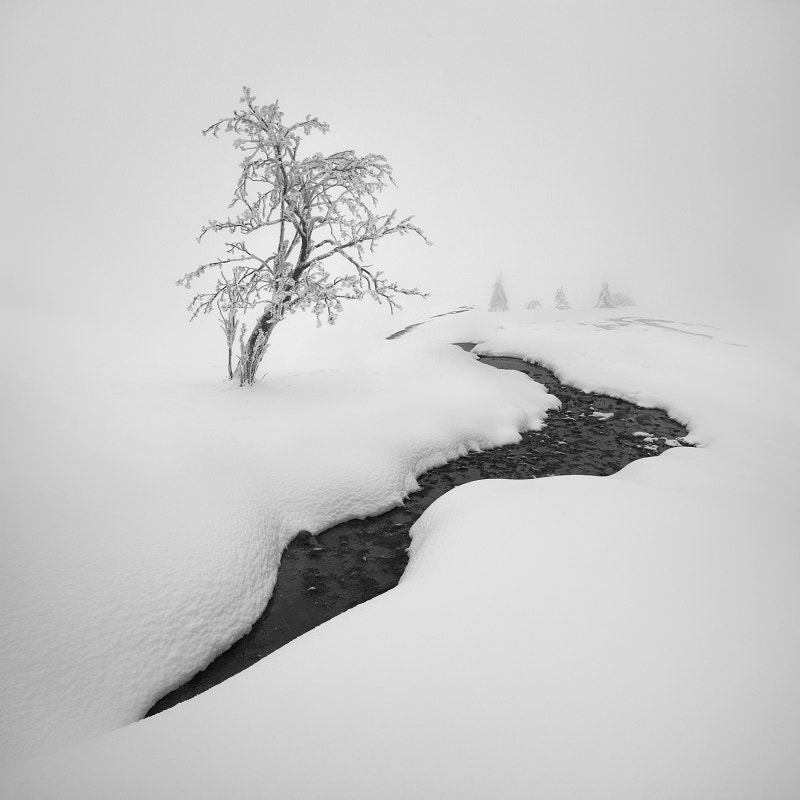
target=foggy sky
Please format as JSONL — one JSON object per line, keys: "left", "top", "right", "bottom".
{"left": 1, "top": 0, "right": 798, "bottom": 349}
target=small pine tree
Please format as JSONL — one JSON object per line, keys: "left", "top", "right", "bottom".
{"left": 524, "top": 299, "right": 542, "bottom": 310}
{"left": 595, "top": 281, "right": 615, "bottom": 308}
{"left": 489, "top": 274, "right": 509, "bottom": 312}
{"left": 554, "top": 286, "right": 570, "bottom": 310}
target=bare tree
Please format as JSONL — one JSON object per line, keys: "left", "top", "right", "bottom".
{"left": 178, "top": 88, "right": 430, "bottom": 384}
{"left": 489, "top": 273, "right": 509, "bottom": 312}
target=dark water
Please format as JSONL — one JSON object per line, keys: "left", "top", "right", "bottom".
{"left": 146, "top": 344, "right": 692, "bottom": 717}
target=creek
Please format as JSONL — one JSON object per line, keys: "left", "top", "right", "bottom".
{"left": 147, "top": 344, "right": 691, "bottom": 717}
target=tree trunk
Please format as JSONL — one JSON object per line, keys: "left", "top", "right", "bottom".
{"left": 237, "top": 310, "right": 277, "bottom": 386}
{"left": 227, "top": 342, "right": 234, "bottom": 381}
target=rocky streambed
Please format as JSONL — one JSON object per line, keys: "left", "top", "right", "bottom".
{"left": 146, "top": 344, "right": 692, "bottom": 717}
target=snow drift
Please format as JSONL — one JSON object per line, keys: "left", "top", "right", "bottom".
{"left": 0, "top": 323, "right": 556, "bottom": 763}
{"left": 2, "top": 309, "right": 799, "bottom": 799}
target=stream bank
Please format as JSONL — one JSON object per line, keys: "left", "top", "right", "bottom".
{"left": 146, "top": 344, "right": 691, "bottom": 717}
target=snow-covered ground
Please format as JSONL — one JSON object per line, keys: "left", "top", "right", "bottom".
{"left": 2, "top": 306, "right": 799, "bottom": 798}
{"left": 0, "top": 306, "right": 555, "bottom": 763}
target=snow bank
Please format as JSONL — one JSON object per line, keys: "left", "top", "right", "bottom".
{"left": 0, "top": 321, "right": 556, "bottom": 763}
{"left": 3, "top": 309, "right": 799, "bottom": 798}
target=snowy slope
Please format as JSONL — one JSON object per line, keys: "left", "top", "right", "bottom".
{"left": 3, "top": 309, "right": 798, "bottom": 798}
{"left": 0, "top": 317, "right": 556, "bottom": 763}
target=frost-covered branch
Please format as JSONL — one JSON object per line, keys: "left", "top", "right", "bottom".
{"left": 180, "top": 88, "right": 431, "bottom": 384}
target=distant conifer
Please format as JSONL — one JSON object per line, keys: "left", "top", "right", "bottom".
{"left": 554, "top": 286, "right": 570, "bottom": 310}
{"left": 489, "top": 274, "right": 509, "bottom": 312}
{"left": 595, "top": 281, "right": 615, "bottom": 308}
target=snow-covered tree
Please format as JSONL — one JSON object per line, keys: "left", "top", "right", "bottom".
{"left": 611, "top": 291, "right": 635, "bottom": 307}
{"left": 554, "top": 286, "right": 570, "bottom": 310}
{"left": 595, "top": 281, "right": 615, "bottom": 308}
{"left": 489, "top": 274, "right": 509, "bottom": 312}
{"left": 524, "top": 299, "right": 542, "bottom": 310}
{"left": 178, "top": 88, "right": 430, "bottom": 384}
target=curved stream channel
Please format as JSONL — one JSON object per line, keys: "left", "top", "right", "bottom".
{"left": 147, "top": 344, "right": 692, "bottom": 717}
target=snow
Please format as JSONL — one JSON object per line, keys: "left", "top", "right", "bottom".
{"left": 2, "top": 307, "right": 800, "bottom": 798}
{"left": 0, "top": 310, "right": 556, "bottom": 763}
